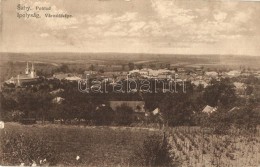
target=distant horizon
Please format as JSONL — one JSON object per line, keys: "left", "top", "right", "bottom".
{"left": 0, "top": 51, "right": 259, "bottom": 57}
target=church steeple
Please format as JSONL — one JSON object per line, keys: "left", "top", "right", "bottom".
{"left": 17, "top": 75, "right": 20, "bottom": 86}
{"left": 31, "top": 62, "right": 34, "bottom": 72}
{"left": 30, "top": 62, "right": 36, "bottom": 78}
{"left": 25, "top": 62, "right": 30, "bottom": 75}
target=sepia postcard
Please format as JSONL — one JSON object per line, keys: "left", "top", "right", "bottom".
{"left": 0, "top": 0, "right": 260, "bottom": 166}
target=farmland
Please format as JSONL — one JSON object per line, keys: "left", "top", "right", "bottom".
{"left": 0, "top": 123, "right": 160, "bottom": 166}
{"left": 168, "top": 127, "right": 260, "bottom": 167}
{"left": 1, "top": 123, "right": 260, "bottom": 166}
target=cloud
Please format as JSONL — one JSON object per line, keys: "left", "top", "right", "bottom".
{"left": 93, "top": 14, "right": 113, "bottom": 25}
{"left": 110, "top": 24, "right": 124, "bottom": 32}
{"left": 115, "top": 12, "right": 138, "bottom": 22}
{"left": 40, "top": 33, "right": 49, "bottom": 38}
{"left": 150, "top": 0, "right": 255, "bottom": 45}
{"left": 129, "top": 21, "right": 145, "bottom": 33}
{"left": 81, "top": 12, "right": 140, "bottom": 38}
{"left": 19, "top": 0, "right": 80, "bottom": 30}
{"left": 16, "top": 0, "right": 256, "bottom": 52}
{"left": 214, "top": 12, "right": 227, "bottom": 22}
{"left": 16, "top": 0, "right": 83, "bottom": 46}
{"left": 83, "top": 12, "right": 137, "bottom": 27}
{"left": 151, "top": 0, "right": 195, "bottom": 25}
{"left": 233, "top": 11, "right": 251, "bottom": 23}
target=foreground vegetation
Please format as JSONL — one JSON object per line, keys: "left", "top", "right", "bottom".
{"left": 168, "top": 127, "right": 260, "bottom": 167}
{"left": 0, "top": 123, "right": 162, "bottom": 166}
{"left": 1, "top": 123, "right": 260, "bottom": 166}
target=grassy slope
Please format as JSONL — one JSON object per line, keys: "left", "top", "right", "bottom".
{"left": 0, "top": 123, "right": 160, "bottom": 166}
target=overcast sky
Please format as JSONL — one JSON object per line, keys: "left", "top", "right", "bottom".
{"left": 1, "top": 0, "right": 260, "bottom": 56}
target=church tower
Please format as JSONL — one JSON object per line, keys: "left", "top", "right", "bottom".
{"left": 25, "top": 62, "right": 30, "bottom": 75}
{"left": 17, "top": 75, "right": 21, "bottom": 86}
{"left": 30, "top": 62, "right": 36, "bottom": 78}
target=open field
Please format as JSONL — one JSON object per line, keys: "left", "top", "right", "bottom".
{"left": 1, "top": 123, "right": 260, "bottom": 166}
{"left": 1, "top": 52, "right": 260, "bottom": 68}
{"left": 0, "top": 123, "right": 160, "bottom": 166}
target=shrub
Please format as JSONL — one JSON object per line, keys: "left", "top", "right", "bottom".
{"left": 200, "top": 105, "right": 260, "bottom": 135}
{"left": 1, "top": 110, "right": 24, "bottom": 122}
{"left": 93, "top": 106, "right": 115, "bottom": 125}
{"left": 209, "top": 111, "right": 232, "bottom": 134}
{"left": 230, "top": 106, "right": 259, "bottom": 134}
{"left": 131, "top": 133, "right": 178, "bottom": 167}
{"left": 114, "top": 104, "right": 134, "bottom": 126}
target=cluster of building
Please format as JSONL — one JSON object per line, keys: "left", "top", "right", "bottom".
{"left": 5, "top": 62, "right": 39, "bottom": 86}
{"left": 3, "top": 62, "right": 260, "bottom": 123}
{"left": 4, "top": 62, "right": 260, "bottom": 95}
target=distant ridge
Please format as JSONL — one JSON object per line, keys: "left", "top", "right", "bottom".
{"left": 0, "top": 52, "right": 259, "bottom": 69}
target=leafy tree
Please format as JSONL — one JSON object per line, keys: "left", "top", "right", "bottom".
{"left": 55, "top": 64, "right": 70, "bottom": 73}
{"left": 207, "top": 110, "right": 232, "bottom": 134}
{"left": 0, "top": 93, "right": 17, "bottom": 113}
{"left": 203, "top": 78, "right": 237, "bottom": 108}
{"left": 244, "top": 75, "right": 259, "bottom": 85}
{"left": 128, "top": 62, "right": 135, "bottom": 71}
{"left": 245, "top": 85, "right": 254, "bottom": 96}
{"left": 98, "top": 69, "right": 104, "bottom": 73}
{"left": 16, "top": 91, "right": 38, "bottom": 118}
{"left": 0, "top": 93, "right": 18, "bottom": 121}
{"left": 196, "top": 84, "right": 204, "bottom": 92}
{"left": 93, "top": 106, "right": 114, "bottom": 125}
{"left": 35, "top": 91, "right": 53, "bottom": 123}
{"left": 131, "top": 133, "right": 176, "bottom": 167}
{"left": 89, "top": 64, "right": 95, "bottom": 71}
{"left": 166, "top": 64, "right": 171, "bottom": 70}
{"left": 159, "top": 93, "right": 196, "bottom": 126}
{"left": 137, "top": 64, "right": 143, "bottom": 70}
{"left": 149, "top": 64, "right": 156, "bottom": 69}
{"left": 230, "top": 105, "right": 260, "bottom": 133}
{"left": 114, "top": 104, "right": 134, "bottom": 126}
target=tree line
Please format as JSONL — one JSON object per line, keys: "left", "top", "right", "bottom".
{"left": 1, "top": 77, "right": 260, "bottom": 133}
